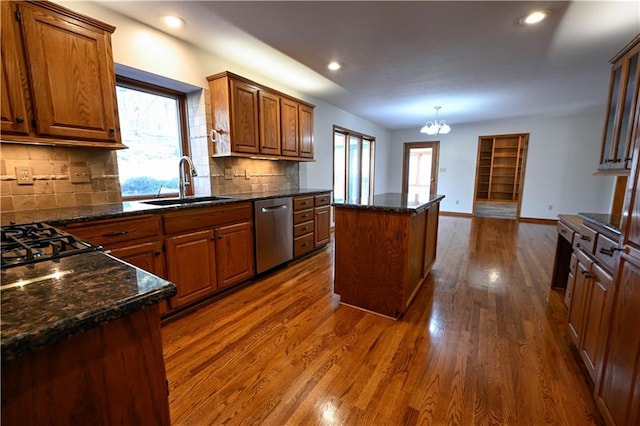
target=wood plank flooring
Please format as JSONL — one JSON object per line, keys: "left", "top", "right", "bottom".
{"left": 162, "top": 216, "right": 603, "bottom": 425}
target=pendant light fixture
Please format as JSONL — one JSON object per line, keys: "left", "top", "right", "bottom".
{"left": 420, "top": 106, "right": 451, "bottom": 135}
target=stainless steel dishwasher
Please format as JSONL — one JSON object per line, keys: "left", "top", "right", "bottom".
{"left": 254, "top": 197, "right": 293, "bottom": 273}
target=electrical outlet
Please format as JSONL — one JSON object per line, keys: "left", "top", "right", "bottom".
{"left": 456, "top": 200, "right": 459, "bottom": 205}
{"left": 244, "top": 169, "right": 251, "bottom": 180}
{"left": 548, "top": 204, "right": 553, "bottom": 211}
{"left": 440, "top": 168, "right": 447, "bottom": 173}
{"left": 69, "top": 166, "right": 91, "bottom": 184}
{"left": 224, "top": 169, "right": 233, "bottom": 180}
{"left": 15, "top": 167, "right": 33, "bottom": 185}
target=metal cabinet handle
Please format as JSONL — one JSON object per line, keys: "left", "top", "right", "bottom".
{"left": 15, "top": 116, "right": 24, "bottom": 123}
{"left": 102, "top": 230, "right": 129, "bottom": 237}
{"left": 599, "top": 246, "right": 621, "bottom": 256}
{"left": 560, "top": 229, "right": 566, "bottom": 234}
{"left": 580, "top": 269, "right": 592, "bottom": 278}
{"left": 109, "top": 127, "right": 116, "bottom": 133}
{"left": 580, "top": 235, "right": 591, "bottom": 241}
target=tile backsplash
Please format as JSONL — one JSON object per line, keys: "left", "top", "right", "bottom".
{"left": 0, "top": 144, "right": 122, "bottom": 212}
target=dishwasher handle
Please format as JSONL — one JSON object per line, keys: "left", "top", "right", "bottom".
{"left": 261, "top": 204, "right": 288, "bottom": 213}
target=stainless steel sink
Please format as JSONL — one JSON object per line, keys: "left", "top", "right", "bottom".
{"left": 141, "top": 195, "right": 235, "bottom": 206}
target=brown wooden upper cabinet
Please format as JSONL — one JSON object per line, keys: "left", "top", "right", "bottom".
{"left": 599, "top": 34, "right": 640, "bottom": 173}
{"left": 0, "top": 1, "right": 124, "bottom": 149}
{"left": 207, "top": 71, "right": 315, "bottom": 161}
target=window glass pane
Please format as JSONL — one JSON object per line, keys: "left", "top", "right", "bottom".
{"left": 408, "top": 147, "right": 433, "bottom": 201}
{"left": 361, "top": 140, "right": 371, "bottom": 202}
{"left": 334, "top": 132, "right": 345, "bottom": 203}
{"left": 348, "top": 135, "right": 361, "bottom": 202}
{"left": 116, "top": 86, "right": 182, "bottom": 197}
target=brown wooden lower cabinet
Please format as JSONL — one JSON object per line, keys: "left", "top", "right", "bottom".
{"left": 165, "top": 229, "right": 218, "bottom": 308}
{"left": 334, "top": 199, "right": 441, "bottom": 318}
{"left": 214, "top": 221, "right": 255, "bottom": 288}
{"left": 314, "top": 205, "right": 330, "bottom": 247}
{"left": 1, "top": 305, "right": 171, "bottom": 425}
{"left": 293, "top": 192, "right": 332, "bottom": 259}
{"left": 579, "top": 264, "right": 613, "bottom": 381}
{"left": 595, "top": 256, "right": 640, "bottom": 426}
{"left": 567, "top": 251, "right": 592, "bottom": 346}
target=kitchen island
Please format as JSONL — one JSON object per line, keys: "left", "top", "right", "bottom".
{"left": 1, "top": 251, "right": 177, "bottom": 425}
{"left": 333, "top": 193, "right": 444, "bottom": 318}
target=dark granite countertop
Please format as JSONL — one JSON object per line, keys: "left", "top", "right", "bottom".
{"left": 1, "top": 188, "right": 332, "bottom": 226}
{"left": 1, "top": 250, "right": 177, "bottom": 360}
{"left": 333, "top": 193, "right": 445, "bottom": 213}
{"left": 558, "top": 214, "right": 583, "bottom": 233}
{"left": 578, "top": 212, "right": 622, "bottom": 236}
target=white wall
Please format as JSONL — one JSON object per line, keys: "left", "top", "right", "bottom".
{"left": 389, "top": 107, "right": 615, "bottom": 219}
{"left": 57, "top": 1, "right": 390, "bottom": 194}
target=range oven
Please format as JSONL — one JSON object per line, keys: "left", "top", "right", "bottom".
{"left": 1, "top": 222, "right": 100, "bottom": 269}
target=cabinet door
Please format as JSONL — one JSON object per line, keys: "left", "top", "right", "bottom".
{"left": 579, "top": 265, "right": 613, "bottom": 381}
{"left": 314, "top": 206, "right": 330, "bottom": 248}
{"left": 258, "top": 91, "right": 280, "bottom": 155}
{"left": 17, "top": 2, "right": 119, "bottom": 142}
{"left": 110, "top": 240, "right": 168, "bottom": 315}
{"left": 230, "top": 79, "right": 259, "bottom": 153}
{"left": 616, "top": 49, "right": 639, "bottom": 168}
{"left": 567, "top": 256, "right": 592, "bottom": 346}
{"left": 110, "top": 240, "right": 165, "bottom": 278}
{"left": 214, "top": 221, "right": 255, "bottom": 288}
{"left": 281, "top": 97, "right": 299, "bottom": 157}
{"left": 595, "top": 256, "right": 640, "bottom": 426}
{"left": 299, "top": 103, "right": 314, "bottom": 158}
{"left": 0, "top": 2, "right": 29, "bottom": 135}
{"left": 165, "top": 230, "right": 217, "bottom": 308}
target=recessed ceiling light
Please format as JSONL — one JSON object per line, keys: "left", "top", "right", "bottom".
{"left": 162, "top": 15, "right": 186, "bottom": 29}
{"left": 328, "top": 61, "right": 342, "bottom": 71}
{"left": 520, "top": 10, "right": 551, "bottom": 25}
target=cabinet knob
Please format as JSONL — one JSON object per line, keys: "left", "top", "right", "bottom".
{"left": 15, "top": 116, "right": 24, "bottom": 123}
{"left": 108, "top": 127, "right": 116, "bottom": 133}
{"left": 154, "top": 250, "right": 163, "bottom": 256}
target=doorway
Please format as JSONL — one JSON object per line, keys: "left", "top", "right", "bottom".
{"left": 473, "top": 133, "right": 529, "bottom": 219}
{"left": 402, "top": 141, "right": 439, "bottom": 202}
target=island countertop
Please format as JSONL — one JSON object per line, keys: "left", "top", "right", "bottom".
{"left": 333, "top": 192, "right": 445, "bottom": 213}
{"left": 0, "top": 250, "right": 177, "bottom": 360}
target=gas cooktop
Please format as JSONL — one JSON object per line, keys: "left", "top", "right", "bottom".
{"left": 1, "top": 222, "right": 99, "bottom": 269}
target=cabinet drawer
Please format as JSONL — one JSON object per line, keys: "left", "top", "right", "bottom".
{"left": 63, "top": 215, "right": 161, "bottom": 246}
{"left": 294, "top": 209, "right": 314, "bottom": 225}
{"left": 294, "top": 233, "right": 314, "bottom": 257}
{"left": 576, "top": 249, "right": 594, "bottom": 273}
{"left": 594, "top": 233, "right": 620, "bottom": 272}
{"left": 294, "top": 221, "right": 314, "bottom": 238}
{"left": 557, "top": 221, "right": 575, "bottom": 244}
{"left": 314, "top": 193, "right": 331, "bottom": 207}
{"left": 163, "top": 202, "right": 252, "bottom": 235}
{"left": 576, "top": 225, "right": 597, "bottom": 253}
{"left": 293, "top": 196, "right": 314, "bottom": 211}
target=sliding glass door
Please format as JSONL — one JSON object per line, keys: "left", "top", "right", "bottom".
{"left": 333, "top": 127, "right": 375, "bottom": 204}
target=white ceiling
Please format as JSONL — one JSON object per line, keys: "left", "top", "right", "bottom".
{"left": 97, "top": 1, "right": 640, "bottom": 130}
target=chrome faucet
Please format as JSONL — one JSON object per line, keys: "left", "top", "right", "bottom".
{"left": 178, "top": 156, "right": 198, "bottom": 199}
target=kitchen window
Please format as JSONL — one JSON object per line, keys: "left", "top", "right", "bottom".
{"left": 333, "top": 126, "right": 375, "bottom": 203}
{"left": 115, "top": 76, "right": 189, "bottom": 199}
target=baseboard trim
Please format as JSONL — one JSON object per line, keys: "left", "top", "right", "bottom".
{"left": 440, "top": 211, "right": 473, "bottom": 218}
{"left": 519, "top": 217, "right": 557, "bottom": 225}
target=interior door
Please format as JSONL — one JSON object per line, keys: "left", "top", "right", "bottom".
{"left": 402, "top": 141, "right": 440, "bottom": 201}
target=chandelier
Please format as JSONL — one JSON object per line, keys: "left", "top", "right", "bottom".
{"left": 420, "top": 106, "right": 451, "bottom": 135}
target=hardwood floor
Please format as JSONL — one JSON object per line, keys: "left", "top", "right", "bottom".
{"left": 162, "top": 216, "right": 603, "bottom": 425}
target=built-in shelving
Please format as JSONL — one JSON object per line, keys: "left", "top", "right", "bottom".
{"left": 473, "top": 133, "right": 529, "bottom": 218}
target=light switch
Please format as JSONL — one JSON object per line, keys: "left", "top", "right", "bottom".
{"left": 224, "top": 169, "right": 233, "bottom": 180}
